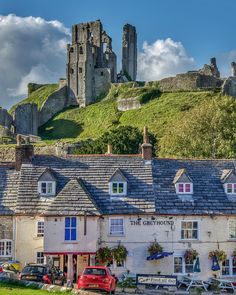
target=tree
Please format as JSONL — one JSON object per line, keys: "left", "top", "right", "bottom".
{"left": 75, "top": 126, "right": 156, "bottom": 155}
{"left": 159, "top": 96, "right": 236, "bottom": 158}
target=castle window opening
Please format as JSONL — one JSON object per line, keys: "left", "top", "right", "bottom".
{"left": 100, "top": 71, "right": 104, "bottom": 76}
{"left": 70, "top": 68, "right": 74, "bottom": 74}
{"left": 79, "top": 68, "right": 83, "bottom": 74}
{"left": 70, "top": 47, "right": 74, "bottom": 53}
{"left": 79, "top": 46, "right": 83, "bottom": 54}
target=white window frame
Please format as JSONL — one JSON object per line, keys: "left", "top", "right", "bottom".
{"left": 175, "top": 183, "right": 193, "bottom": 194}
{"left": 225, "top": 183, "right": 236, "bottom": 195}
{"left": 173, "top": 254, "right": 194, "bottom": 275}
{"left": 0, "top": 239, "right": 12, "bottom": 257}
{"left": 109, "top": 218, "right": 125, "bottom": 236}
{"left": 38, "top": 181, "right": 56, "bottom": 196}
{"left": 109, "top": 182, "right": 127, "bottom": 196}
{"left": 181, "top": 220, "right": 199, "bottom": 240}
{"left": 107, "top": 258, "right": 126, "bottom": 269}
{"left": 37, "top": 221, "right": 44, "bottom": 237}
{"left": 228, "top": 220, "right": 236, "bottom": 239}
{"left": 221, "top": 256, "right": 236, "bottom": 277}
{"left": 36, "top": 252, "right": 44, "bottom": 264}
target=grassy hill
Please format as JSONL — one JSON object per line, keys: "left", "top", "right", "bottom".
{"left": 38, "top": 84, "right": 220, "bottom": 142}
{"left": 9, "top": 84, "right": 58, "bottom": 113}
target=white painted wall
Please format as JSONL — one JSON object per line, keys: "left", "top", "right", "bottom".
{"left": 44, "top": 216, "right": 100, "bottom": 253}
{"left": 101, "top": 215, "right": 236, "bottom": 279}
{"left": 15, "top": 216, "right": 44, "bottom": 268}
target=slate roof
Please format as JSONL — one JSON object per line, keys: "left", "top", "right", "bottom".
{"left": 0, "top": 163, "right": 19, "bottom": 215}
{"left": 4, "top": 154, "right": 236, "bottom": 216}
{"left": 153, "top": 158, "right": 236, "bottom": 215}
{"left": 15, "top": 155, "right": 155, "bottom": 215}
{"left": 44, "top": 178, "right": 101, "bottom": 216}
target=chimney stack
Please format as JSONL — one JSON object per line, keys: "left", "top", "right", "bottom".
{"left": 15, "top": 135, "right": 34, "bottom": 171}
{"left": 106, "top": 144, "right": 113, "bottom": 155}
{"left": 141, "top": 126, "right": 152, "bottom": 161}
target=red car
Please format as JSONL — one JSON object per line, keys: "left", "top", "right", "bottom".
{"left": 77, "top": 266, "right": 117, "bottom": 293}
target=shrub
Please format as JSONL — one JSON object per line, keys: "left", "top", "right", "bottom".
{"left": 148, "top": 239, "right": 163, "bottom": 256}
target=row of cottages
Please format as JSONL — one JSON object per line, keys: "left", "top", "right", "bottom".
{"left": 1, "top": 131, "right": 236, "bottom": 282}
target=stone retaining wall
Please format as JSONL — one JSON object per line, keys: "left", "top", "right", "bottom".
{"left": 117, "top": 97, "right": 141, "bottom": 111}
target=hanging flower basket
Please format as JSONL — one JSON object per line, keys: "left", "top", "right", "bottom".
{"left": 112, "top": 245, "right": 128, "bottom": 263}
{"left": 148, "top": 239, "right": 163, "bottom": 256}
{"left": 184, "top": 249, "right": 199, "bottom": 263}
{"left": 96, "top": 247, "right": 113, "bottom": 265}
{"left": 208, "top": 250, "right": 227, "bottom": 262}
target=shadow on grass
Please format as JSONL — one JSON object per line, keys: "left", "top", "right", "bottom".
{"left": 39, "top": 119, "right": 83, "bottom": 140}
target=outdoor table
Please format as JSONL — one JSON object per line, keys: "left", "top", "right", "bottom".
{"left": 178, "top": 276, "right": 208, "bottom": 291}
{"left": 209, "top": 277, "right": 236, "bottom": 291}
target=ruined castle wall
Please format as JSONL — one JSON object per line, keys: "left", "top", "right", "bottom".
{"left": 117, "top": 97, "right": 141, "bottom": 111}
{"left": 122, "top": 24, "right": 137, "bottom": 81}
{"left": 14, "top": 103, "right": 38, "bottom": 136}
{"left": 156, "top": 72, "right": 222, "bottom": 92}
{"left": 94, "top": 68, "right": 111, "bottom": 98}
{"left": 0, "top": 109, "right": 13, "bottom": 129}
{"left": 222, "top": 77, "right": 236, "bottom": 98}
{"left": 39, "top": 86, "right": 69, "bottom": 126}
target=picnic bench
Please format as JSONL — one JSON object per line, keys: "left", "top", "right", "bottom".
{"left": 178, "top": 276, "right": 208, "bottom": 291}
{"left": 209, "top": 277, "right": 236, "bottom": 291}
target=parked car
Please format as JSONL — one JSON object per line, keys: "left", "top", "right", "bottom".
{"left": 77, "top": 266, "right": 117, "bottom": 293}
{"left": 0, "top": 260, "right": 21, "bottom": 273}
{"left": 19, "top": 264, "right": 65, "bottom": 285}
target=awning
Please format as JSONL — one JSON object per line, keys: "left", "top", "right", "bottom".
{"left": 147, "top": 251, "right": 174, "bottom": 260}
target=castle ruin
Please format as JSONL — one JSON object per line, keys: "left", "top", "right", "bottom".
{"left": 122, "top": 24, "right": 137, "bottom": 81}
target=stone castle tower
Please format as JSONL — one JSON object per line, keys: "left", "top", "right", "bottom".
{"left": 66, "top": 20, "right": 117, "bottom": 107}
{"left": 122, "top": 24, "right": 137, "bottom": 81}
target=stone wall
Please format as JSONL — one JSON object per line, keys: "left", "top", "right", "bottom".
{"left": 13, "top": 103, "right": 38, "bottom": 136}
{"left": 39, "top": 86, "right": 71, "bottom": 126}
{"left": 117, "top": 97, "right": 141, "bottom": 111}
{"left": 154, "top": 72, "right": 222, "bottom": 92}
{"left": 0, "top": 109, "right": 13, "bottom": 129}
{"left": 222, "top": 77, "right": 236, "bottom": 97}
{"left": 94, "top": 68, "right": 111, "bottom": 98}
{"left": 0, "top": 144, "right": 70, "bottom": 162}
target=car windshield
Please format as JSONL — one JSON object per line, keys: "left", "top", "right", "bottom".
{"left": 84, "top": 268, "right": 106, "bottom": 276}
{"left": 22, "top": 266, "right": 46, "bottom": 274}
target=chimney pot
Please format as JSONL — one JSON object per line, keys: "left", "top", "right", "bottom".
{"left": 106, "top": 144, "right": 112, "bottom": 155}
{"left": 142, "top": 126, "right": 152, "bottom": 160}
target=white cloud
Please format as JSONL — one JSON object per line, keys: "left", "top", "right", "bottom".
{"left": 0, "top": 14, "right": 70, "bottom": 109}
{"left": 217, "top": 50, "right": 236, "bottom": 78}
{"left": 137, "top": 38, "right": 195, "bottom": 81}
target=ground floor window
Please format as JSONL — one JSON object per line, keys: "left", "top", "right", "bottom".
{"left": 173, "top": 256, "right": 194, "bottom": 274}
{"left": 0, "top": 240, "right": 12, "bottom": 257}
{"left": 36, "top": 252, "right": 44, "bottom": 264}
{"left": 222, "top": 258, "right": 236, "bottom": 276}
{"left": 107, "top": 259, "right": 126, "bottom": 269}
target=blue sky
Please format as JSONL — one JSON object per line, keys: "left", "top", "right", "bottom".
{"left": 2, "top": 0, "right": 235, "bottom": 66}
{"left": 0, "top": 0, "right": 236, "bottom": 108}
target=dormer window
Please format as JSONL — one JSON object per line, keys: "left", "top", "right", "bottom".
{"left": 177, "top": 183, "right": 192, "bottom": 194}
{"left": 37, "top": 168, "right": 56, "bottom": 197}
{"left": 221, "top": 169, "right": 236, "bottom": 196}
{"left": 225, "top": 183, "right": 236, "bottom": 194}
{"left": 38, "top": 181, "right": 56, "bottom": 196}
{"left": 109, "top": 168, "right": 127, "bottom": 197}
{"left": 110, "top": 182, "right": 126, "bottom": 195}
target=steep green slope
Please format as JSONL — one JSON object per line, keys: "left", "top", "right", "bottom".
{"left": 9, "top": 84, "right": 58, "bottom": 113}
{"left": 39, "top": 90, "right": 219, "bottom": 141}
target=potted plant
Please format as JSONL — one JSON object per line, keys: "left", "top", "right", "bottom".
{"left": 184, "top": 249, "right": 199, "bottom": 263}
{"left": 148, "top": 239, "right": 163, "bottom": 256}
{"left": 95, "top": 247, "right": 113, "bottom": 265}
{"left": 112, "top": 245, "right": 128, "bottom": 263}
{"left": 208, "top": 250, "right": 227, "bottom": 262}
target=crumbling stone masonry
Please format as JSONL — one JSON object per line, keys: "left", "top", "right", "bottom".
{"left": 122, "top": 24, "right": 137, "bottom": 81}
{"left": 66, "top": 20, "right": 117, "bottom": 107}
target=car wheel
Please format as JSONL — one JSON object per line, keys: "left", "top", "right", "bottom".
{"left": 111, "top": 289, "right": 115, "bottom": 294}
